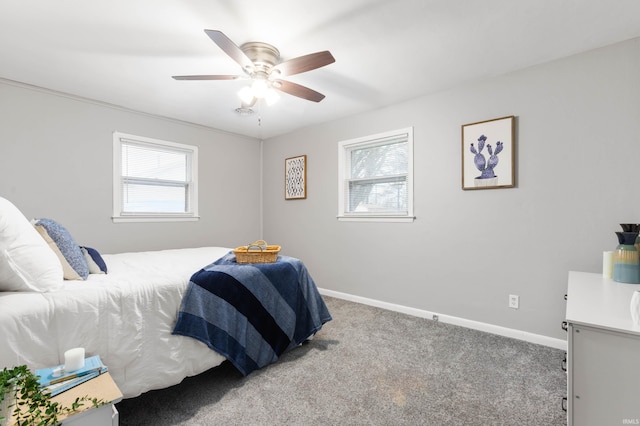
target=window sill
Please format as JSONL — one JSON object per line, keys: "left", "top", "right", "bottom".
{"left": 336, "top": 215, "right": 415, "bottom": 223}
{"left": 112, "top": 215, "right": 200, "bottom": 223}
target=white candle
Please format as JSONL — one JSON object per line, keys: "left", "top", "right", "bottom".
{"left": 603, "top": 251, "right": 614, "bottom": 279}
{"left": 64, "top": 347, "right": 85, "bottom": 372}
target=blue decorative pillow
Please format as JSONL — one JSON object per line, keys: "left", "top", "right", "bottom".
{"left": 34, "top": 218, "right": 89, "bottom": 280}
{"left": 81, "top": 246, "right": 108, "bottom": 274}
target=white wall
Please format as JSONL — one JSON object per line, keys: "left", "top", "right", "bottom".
{"left": 0, "top": 80, "right": 262, "bottom": 254}
{"left": 262, "top": 37, "right": 640, "bottom": 341}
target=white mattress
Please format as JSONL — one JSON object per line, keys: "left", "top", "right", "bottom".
{"left": 0, "top": 246, "right": 230, "bottom": 398}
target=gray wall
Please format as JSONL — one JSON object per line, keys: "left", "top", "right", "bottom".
{"left": 262, "top": 37, "right": 640, "bottom": 341}
{"left": 0, "top": 81, "right": 261, "bottom": 254}
{"left": 2, "top": 38, "right": 639, "bottom": 342}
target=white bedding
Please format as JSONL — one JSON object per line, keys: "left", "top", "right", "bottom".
{"left": 0, "top": 246, "right": 230, "bottom": 398}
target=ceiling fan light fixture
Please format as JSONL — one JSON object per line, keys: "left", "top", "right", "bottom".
{"left": 264, "top": 88, "right": 280, "bottom": 106}
{"left": 238, "top": 78, "right": 280, "bottom": 106}
{"left": 250, "top": 78, "right": 269, "bottom": 98}
{"left": 238, "top": 86, "right": 254, "bottom": 104}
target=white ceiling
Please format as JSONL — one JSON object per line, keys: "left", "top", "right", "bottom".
{"left": 2, "top": 1, "right": 640, "bottom": 139}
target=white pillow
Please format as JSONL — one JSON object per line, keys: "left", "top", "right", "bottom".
{"left": 0, "top": 197, "right": 64, "bottom": 292}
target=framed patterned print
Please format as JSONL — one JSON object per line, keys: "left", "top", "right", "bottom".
{"left": 285, "top": 155, "right": 307, "bottom": 200}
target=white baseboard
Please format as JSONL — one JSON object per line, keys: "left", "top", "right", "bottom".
{"left": 319, "top": 288, "right": 567, "bottom": 351}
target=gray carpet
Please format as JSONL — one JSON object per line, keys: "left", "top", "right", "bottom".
{"left": 116, "top": 296, "right": 567, "bottom": 425}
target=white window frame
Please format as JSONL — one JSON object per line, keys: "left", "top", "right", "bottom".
{"left": 337, "top": 127, "right": 414, "bottom": 223}
{"left": 112, "top": 131, "right": 199, "bottom": 223}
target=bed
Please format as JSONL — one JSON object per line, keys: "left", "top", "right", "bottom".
{"left": 1, "top": 246, "right": 230, "bottom": 398}
{"left": 0, "top": 197, "right": 331, "bottom": 398}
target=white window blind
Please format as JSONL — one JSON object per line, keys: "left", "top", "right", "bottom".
{"left": 338, "top": 127, "right": 414, "bottom": 222}
{"left": 113, "top": 132, "right": 198, "bottom": 222}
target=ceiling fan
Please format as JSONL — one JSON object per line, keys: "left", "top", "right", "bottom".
{"left": 172, "top": 30, "right": 335, "bottom": 105}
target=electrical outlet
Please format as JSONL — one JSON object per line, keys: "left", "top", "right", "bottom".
{"left": 509, "top": 294, "right": 519, "bottom": 309}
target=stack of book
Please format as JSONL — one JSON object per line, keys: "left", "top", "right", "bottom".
{"left": 35, "top": 355, "right": 108, "bottom": 396}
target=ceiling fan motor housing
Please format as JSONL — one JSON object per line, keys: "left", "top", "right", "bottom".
{"left": 240, "top": 42, "right": 280, "bottom": 77}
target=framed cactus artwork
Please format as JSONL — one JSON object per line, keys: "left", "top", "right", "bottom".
{"left": 462, "top": 115, "right": 515, "bottom": 190}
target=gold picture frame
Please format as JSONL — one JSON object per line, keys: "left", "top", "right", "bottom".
{"left": 285, "top": 155, "right": 307, "bottom": 200}
{"left": 462, "top": 115, "right": 515, "bottom": 190}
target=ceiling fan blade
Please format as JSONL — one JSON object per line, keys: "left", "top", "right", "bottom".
{"left": 273, "top": 80, "right": 326, "bottom": 102}
{"left": 172, "top": 75, "right": 241, "bottom": 80}
{"left": 204, "top": 30, "right": 255, "bottom": 74}
{"left": 272, "top": 51, "right": 335, "bottom": 77}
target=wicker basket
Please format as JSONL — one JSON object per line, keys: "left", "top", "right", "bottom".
{"left": 233, "top": 240, "right": 281, "bottom": 264}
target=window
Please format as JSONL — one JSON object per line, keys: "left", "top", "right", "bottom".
{"left": 338, "top": 127, "right": 414, "bottom": 222}
{"left": 112, "top": 132, "right": 198, "bottom": 222}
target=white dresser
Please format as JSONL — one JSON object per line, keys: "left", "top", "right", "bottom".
{"left": 565, "top": 271, "right": 640, "bottom": 425}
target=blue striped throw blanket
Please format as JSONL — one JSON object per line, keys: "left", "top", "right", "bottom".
{"left": 172, "top": 252, "right": 332, "bottom": 375}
